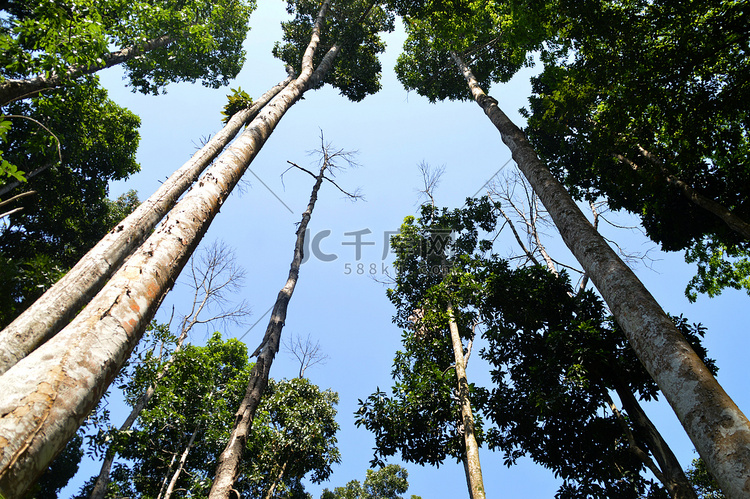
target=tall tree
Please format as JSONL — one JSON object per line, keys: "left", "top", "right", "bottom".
{"left": 357, "top": 198, "right": 497, "bottom": 499}
{"left": 0, "top": 0, "right": 391, "bottom": 493}
{"left": 209, "top": 135, "right": 361, "bottom": 498}
{"left": 0, "top": 0, "right": 255, "bottom": 106}
{"left": 520, "top": 0, "right": 750, "bottom": 301}
{"left": 388, "top": 4, "right": 750, "bottom": 495}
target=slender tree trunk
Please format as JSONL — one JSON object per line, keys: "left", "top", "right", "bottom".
{"left": 88, "top": 321, "right": 195, "bottom": 499}
{"left": 446, "top": 302, "right": 486, "bottom": 499}
{"left": 0, "top": 74, "right": 293, "bottom": 376}
{"left": 0, "top": 20, "right": 334, "bottom": 494}
{"left": 614, "top": 384, "right": 699, "bottom": 499}
{"left": 208, "top": 145, "right": 330, "bottom": 497}
{"left": 156, "top": 451, "right": 180, "bottom": 499}
{"left": 160, "top": 422, "right": 201, "bottom": 499}
{"left": 450, "top": 51, "right": 750, "bottom": 498}
{"left": 263, "top": 459, "right": 288, "bottom": 499}
{"left": 0, "top": 35, "right": 174, "bottom": 106}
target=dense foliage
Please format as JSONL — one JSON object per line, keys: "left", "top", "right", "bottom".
{"left": 75, "top": 333, "right": 340, "bottom": 498}
{"left": 522, "top": 0, "right": 750, "bottom": 300}
{"left": 479, "top": 262, "right": 715, "bottom": 497}
{"left": 321, "top": 464, "right": 421, "bottom": 499}
{"left": 360, "top": 198, "right": 716, "bottom": 497}
{"left": 357, "top": 198, "right": 497, "bottom": 467}
{"left": 273, "top": 0, "right": 395, "bottom": 102}
{"left": 0, "top": 0, "right": 255, "bottom": 96}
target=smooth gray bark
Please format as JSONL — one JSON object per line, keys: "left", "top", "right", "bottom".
{"left": 451, "top": 51, "right": 750, "bottom": 498}
{"left": 0, "top": 74, "right": 292, "bottom": 377}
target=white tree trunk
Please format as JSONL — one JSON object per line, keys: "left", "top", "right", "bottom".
{"left": 0, "top": 34, "right": 330, "bottom": 496}
{"left": 0, "top": 74, "right": 293, "bottom": 377}
{"left": 450, "top": 51, "right": 750, "bottom": 498}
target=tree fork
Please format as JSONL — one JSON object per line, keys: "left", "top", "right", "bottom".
{"left": 451, "top": 51, "right": 750, "bottom": 498}
{"left": 0, "top": 73, "right": 293, "bottom": 376}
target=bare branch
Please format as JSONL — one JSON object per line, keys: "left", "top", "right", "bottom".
{"left": 0, "top": 190, "right": 36, "bottom": 209}
{"left": 282, "top": 131, "right": 363, "bottom": 202}
{"left": 175, "top": 240, "right": 251, "bottom": 339}
{"left": 282, "top": 333, "right": 329, "bottom": 378}
{"left": 416, "top": 162, "right": 445, "bottom": 213}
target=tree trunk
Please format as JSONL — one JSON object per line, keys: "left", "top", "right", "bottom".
{"left": 0, "top": 35, "right": 174, "bottom": 106}
{"left": 156, "top": 451, "right": 180, "bottom": 499}
{"left": 0, "top": 17, "right": 335, "bottom": 493}
{"left": 160, "top": 422, "right": 201, "bottom": 499}
{"left": 447, "top": 302, "right": 486, "bottom": 499}
{"left": 208, "top": 129, "right": 331, "bottom": 499}
{"left": 263, "top": 459, "right": 288, "bottom": 499}
{"left": 88, "top": 321, "right": 195, "bottom": 499}
{"left": 450, "top": 51, "right": 750, "bottom": 498}
{"left": 0, "top": 73, "right": 293, "bottom": 377}
{"left": 614, "top": 384, "right": 699, "bottom": 499}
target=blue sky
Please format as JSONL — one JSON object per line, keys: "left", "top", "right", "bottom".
{"left": 62, "top": 1, "right": 750, "bottom": 497}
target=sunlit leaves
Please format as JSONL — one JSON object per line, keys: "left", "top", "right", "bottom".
{"left": 392, "top": 0, "right": 550, "bottom": 102}
{"left": 221, "top": 86, "right": 253, "bottom": 124}
{"left": 0, "top": 0, "right": 255, "bottom": 95}
{"left": 273, "top": 0, "right": 395, "bottom": 102}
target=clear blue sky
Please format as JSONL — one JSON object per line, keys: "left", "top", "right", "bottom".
{"left": 62, "top": 1, "right": 750, "bottom": 497}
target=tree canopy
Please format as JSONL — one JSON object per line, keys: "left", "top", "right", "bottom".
{"left": 76, "top": 333, "right": 340, "bottom": 499}
{"left": 522, "top": 0, "right": 750, "bottom": 300}
{"left": 273, "top": 0, "right": 395, "bottom": 102}
{"left": 1, "top": 1, "right": 747, "bottom": 497}
{"left": 0, "top": 0, "right": 255, "bottom": 100}
{"left": 321, "top": 464, "right": 421, "bottom": 499}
